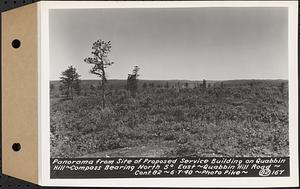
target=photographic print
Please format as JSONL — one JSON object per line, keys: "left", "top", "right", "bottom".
{"left": 50, "top": 7, "right": 289, "bottom": 159}
{"left": 39, "top": 1, "right": 298, "bottom": 187}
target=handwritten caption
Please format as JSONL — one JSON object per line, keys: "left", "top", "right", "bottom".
{"left": 50, "top": 157, "right": 289, "bottom": 178}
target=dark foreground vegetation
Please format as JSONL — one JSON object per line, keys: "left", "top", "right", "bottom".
{"left": 50, "top": 80, "right": 288, "bottom": 158}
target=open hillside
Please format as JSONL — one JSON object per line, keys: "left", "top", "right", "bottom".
{"left": 50, "top": 79, "right": 289, "bottom": 158}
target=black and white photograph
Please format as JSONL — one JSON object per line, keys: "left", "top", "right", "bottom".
{"left": 0, "top": 0, "right": 297, "bottom": 187}
{"left": 49, "top": 6, "right": 290, "bottom": 159}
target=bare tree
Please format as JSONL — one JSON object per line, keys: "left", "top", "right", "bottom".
{"left": 84, "top": 39, "right": 114, "bottom": 108}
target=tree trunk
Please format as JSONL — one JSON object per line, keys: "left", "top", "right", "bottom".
{"left": 67, "top": 86, "right": 70, "bottom": 99}
{"left": 70, "top": 86, "right": 74, "bottom": 100}
{"left": 102, "top": 79, "right": 106, "bottom": 109}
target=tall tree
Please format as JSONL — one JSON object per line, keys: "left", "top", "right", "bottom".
{"left": 127, "top": 66, "right": 140, "bottom": 98}
{"left": 59, "top": 66, "right": 81, "bottom": 100}
{"left": 84, "top": 39, "right": 114, "bottom": 108}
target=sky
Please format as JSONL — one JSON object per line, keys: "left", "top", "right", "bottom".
{"left": 49, "top": 7, "right": 288, "bottom": 81}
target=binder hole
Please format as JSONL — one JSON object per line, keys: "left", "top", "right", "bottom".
{"left": 12, "top": 39, "right": 21, "bottom": 48}
{"left": 12, "top": 143, "right": 21, "bottom": 151}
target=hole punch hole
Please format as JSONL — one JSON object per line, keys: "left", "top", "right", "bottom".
{"left": 12, "top": 39, "right": 21, "bottom": 48}
{"left": 12, "top": 143, "right": 21, "bottom": 152}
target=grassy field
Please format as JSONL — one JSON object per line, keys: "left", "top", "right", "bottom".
{"left": 50, "top": 79, "right": 289, "bottom": 158}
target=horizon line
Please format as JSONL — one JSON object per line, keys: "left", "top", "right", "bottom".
{"left": 50, "top": 78, "right": 288, "bottom": 82}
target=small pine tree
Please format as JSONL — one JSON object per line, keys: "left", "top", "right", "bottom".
{"left": 59, "top": 66, "right": 81, "bottom": 100}
{"left": 203, "top": 79, "right": 207, "bottom": 89}
{"left": 127, "top": 66, "right": 140, "bottom": 98}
